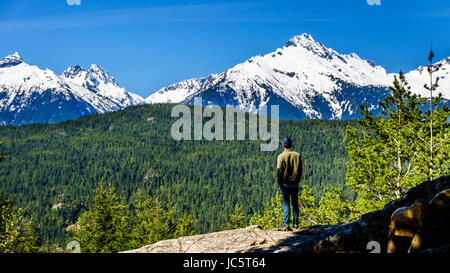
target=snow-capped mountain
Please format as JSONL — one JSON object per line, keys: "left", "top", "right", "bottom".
{"left": 404, "top": 56, "right": 450, "bottom": 99}
{"left": 147, "top": 74, "right": 218, "bottom": 104}
{"left": 2, "top": 34, "right": 448, "bottom": 125}
{"left": 61, "top": 64, "right": 143, "bottom": 108}
{"left": 146, "top": 33, "right": 449, "bottom": 120}
{"left": 0, "top": 52, "right": 144, "bottom": 125}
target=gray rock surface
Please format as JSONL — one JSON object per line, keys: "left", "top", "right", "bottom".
{"left": 124, "top": 175, "right": 450, "bottom": 253}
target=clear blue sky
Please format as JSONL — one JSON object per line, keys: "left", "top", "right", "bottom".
{"left": 0, "top": 0, "right": 449, "bottom": 98}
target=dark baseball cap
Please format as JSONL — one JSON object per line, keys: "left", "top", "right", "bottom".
{"left": 282, "top": 137, "right": 292, "bottom": 147}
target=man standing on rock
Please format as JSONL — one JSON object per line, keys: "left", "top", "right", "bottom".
{"left": 277, "top": 137, "right": 303, "bottom": 230}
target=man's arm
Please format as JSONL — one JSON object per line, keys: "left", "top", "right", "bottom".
{"left": 277, "top": 155, "right": 284, "bottom": 185}
{"left": 277, "top": 168, "right": 283, "bottom": 184}
{"left": 298, "top": 155, "right": 303, "bottom": 181}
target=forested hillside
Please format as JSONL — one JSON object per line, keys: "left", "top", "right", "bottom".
{"left": 0, "top": 103, "right": 356, "bottom": 245}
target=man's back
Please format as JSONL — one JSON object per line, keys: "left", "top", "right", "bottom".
{"left": 277, "top": 148, "right": 302, "bottom": 185}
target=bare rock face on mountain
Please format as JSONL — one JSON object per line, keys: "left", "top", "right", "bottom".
{"left": 125, "top": 175, "right": 450, "bottom": 253}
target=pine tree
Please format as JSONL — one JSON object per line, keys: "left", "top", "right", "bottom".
{"left": 227, "top": 203, "right": 247, "bottom": 229}
{"left": 175, "top": 211, "right": 197, "bottom": 237}
{"left": 128, "top": 192, "right": 177, "bottom": 249}
{"left": 249, "top": 192, "right": 283, "bottom": 230}
{"left": 345, "top": 71, "right": 424, "bottom": 213}
{"left": 414, "top": 49, "right": 450, "bottom": 181}
{"left": 0, "top": 194, "right": 39, "bottom": 253}
{"left": 0, "top": 141, "right": 39, "bottom": 253}
{"left": 425, "top": 48, "right": 440, "bottom": 163}
{"left": 316, "top": 187, "right": 351, "bottom": 225}
{"left": 72, "top": 182, "right": 130, "bottom": 253}
{"left": 297, "top": 186, "right": 318, "bottom": 227}
{"left": 0, "top": 141, "right": 5, "bottom": 163}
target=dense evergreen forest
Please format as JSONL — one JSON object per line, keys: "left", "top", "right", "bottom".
{"left": 0, "top": 103, "right": 357, "bottom": 246}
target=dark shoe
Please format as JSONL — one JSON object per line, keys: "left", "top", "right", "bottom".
{"left": 278, "top": 224, "right": 292, "bottom": 231}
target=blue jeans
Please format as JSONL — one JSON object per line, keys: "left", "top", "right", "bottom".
{"left": 279, "top": 184, "right": 299, "bottom": 226}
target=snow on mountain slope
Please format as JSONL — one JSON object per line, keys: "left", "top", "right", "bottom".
{"left": 404, "top": 57, "right": 450, "bottom": 99}
{"left": 62, "top": 64, "right": 144, "bottom": 107}
{"left": 146, "top": 33, "right": 449, "bottom": 120}
{"left": 146, "top": 74, "right": 218, "bottom": 104}
{"left": 0, "top": 52, "right": 143, "bottom": 125}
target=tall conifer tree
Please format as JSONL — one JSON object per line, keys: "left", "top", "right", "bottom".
{"left": 346, "top": 71, "right": 423, "bottom": 212}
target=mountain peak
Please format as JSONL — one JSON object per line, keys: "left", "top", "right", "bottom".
{"left": 87, "top": 64, "right": 114, "bottom": 84}
{"left": 88, "top": 63, "right": 103, "bottom": 71}
{"left": 84, "top": 64, "right": 118, "bottom": 88}
{"left": 283, "top": 33, "right": 348, "bottom": 63}
{"left": 62, "top": 65, "right": 86, "bottom": 79}
{"left": 0, "top": 52, "right": 24, "bottom": 68}
{"left": 284, "top": 33, "right": 320, "bottom": 48}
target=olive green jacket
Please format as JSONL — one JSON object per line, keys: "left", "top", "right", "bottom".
{"left": 276, "top": 148, "right": 302, "bottom": 185}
